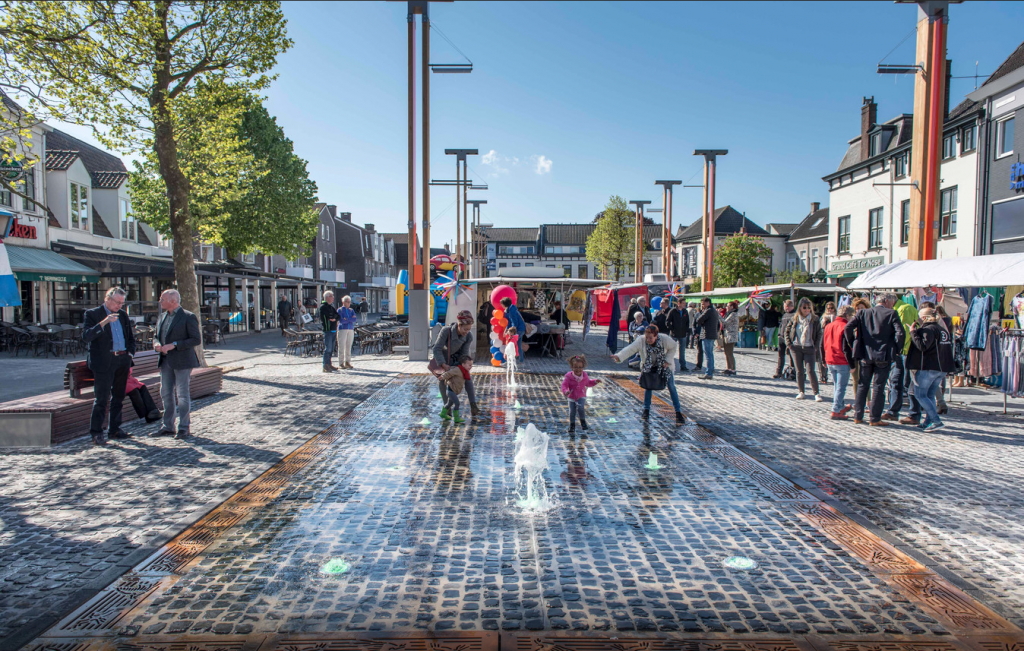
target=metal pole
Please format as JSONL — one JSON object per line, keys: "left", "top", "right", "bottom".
{"left": 661, "top": 184, "right": 668, "bottom": 275}
{"left": 707, "top": 158, "right": 717, "bottom": 290}
{"left": 455, "top": 155, "right": 461, "bottom": 266}
{"left": 421, "top": 7, "right": 430, "bottom": 284}
{"left": 407, "top": 8, "right": 416, "bottom": 286}
{"left": 462, "top": 157, "right": 468, "bottom": 270}
{"left": 923, "top": 9, "right": 946, "bottom": 260}
{"left": 666, "top": 186, "right": 673, "bottom": 276}
{"left": 701, "top": 164, "right": 709, "bottom": 288}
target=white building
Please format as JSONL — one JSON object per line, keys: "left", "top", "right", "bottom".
{"left": 823, "top": 97, "right": 983, "bottom": 285}
{"left": 673, "top": 206, "right": 791, "bottom": 286}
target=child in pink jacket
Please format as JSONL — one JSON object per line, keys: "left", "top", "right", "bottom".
{"left": 561, "top": 355, "right": 600, "bottom": 433}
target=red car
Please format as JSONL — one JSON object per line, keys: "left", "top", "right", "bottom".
{"left": 429, "top": 254, "right": 466, "bottom": 274}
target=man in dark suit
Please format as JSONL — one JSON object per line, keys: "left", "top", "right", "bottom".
{"left": 153, "top": 289, "right": 203, "bottom": 439}
{"left": 82, "top": 286, "right": 136, "bottom": 445}
{"left": 843, "top": 293, "right": 907, "bottom": 426}
{"left": 277, "top": 294, "right": 292, "bottom": 334}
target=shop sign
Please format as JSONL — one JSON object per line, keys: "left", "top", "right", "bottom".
{"left": 0, "top": 159, "right": 24, "bottom": 182}
{"left": 829, "top": 256, "right": 884, "bottom": 273}
{"left": 7, "top": 217, "right": 38, "bottom": 241}
{"left": 1011, "top": 162, "right": 1024, "bottom": 191}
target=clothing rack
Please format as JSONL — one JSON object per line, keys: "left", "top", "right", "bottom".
{"left": 1000, "top": 328, "right": 1024, "bottom": 414}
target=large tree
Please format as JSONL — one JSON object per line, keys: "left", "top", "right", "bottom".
{"left": 713, "top": 234, "right": 773, "bottom": 288}
{"left": 0, "top": 1, "right": 291, "bottom": 326}
{"left": 587, "top": 196, "right": 636, "bottom": 281}
{"left": 129, "top": 81, "right": 319, "bottom": 258}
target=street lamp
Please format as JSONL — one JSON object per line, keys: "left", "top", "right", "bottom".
{"left": 693, "top": 150, "right": 727, "bottom": 290}
{"left": 467, "top": 199, "right": 487, "bottom": 277}
{"left": 654, "top": 180, "right": 682, "bottom": 279}
{"left": 444, "top": 149, "right": 478, "bottom": 269}
{"left": 0, "top": 209, "right": 13, "bottom": 241}
{"left": 628, "top": 200, "right": 651, "bottom": 282}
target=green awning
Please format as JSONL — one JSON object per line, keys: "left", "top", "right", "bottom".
{"left": 6, "top": 244, "right": 100, "bottom": 283}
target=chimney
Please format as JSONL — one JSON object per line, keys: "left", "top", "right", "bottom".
{"left": 944, "top": 58, "right": 952, "bottom": 118}
{"left": 364, "top": 223, "right": 375, "bottom": 232}
{"left": 860, "top": 96, "right": 877, "bottom": 159}
{"left": 327, "top": 205, "right": 337, "bottom": 219}
{"left": 339, "top": 212, "right": 351, "bottom": 222}
{"left": 811, "top": 201, "right": 821, "bottom": 214}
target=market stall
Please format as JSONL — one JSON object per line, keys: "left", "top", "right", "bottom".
{"left": 849, "top": 254, "right": 1024, "bottom": 413}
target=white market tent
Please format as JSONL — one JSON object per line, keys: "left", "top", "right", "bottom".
{"left": 848, "top": 252, "right": 1024, "bottom": 289}
{"left": 683, "top": 282, "right": 844, "bottom": 301}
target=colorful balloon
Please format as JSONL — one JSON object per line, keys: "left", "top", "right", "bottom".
{"left": 650, "top": 296, "right": 662, "bottom": 311}
{"left": 490, "top": 285, "right": 517, "bottom": 307}
{"left": 491, "top": 359, "right": 502, "bottom": 367}
{"left": 498, "top": 317, "right": 508, "bottom": 328}
{"left": 494, "top": 351, "right": 505, "bottom": 362}
{"left": 492, "top": 309, "right": 504, "bottom": 319}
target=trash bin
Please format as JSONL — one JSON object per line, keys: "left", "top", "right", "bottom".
{"left": 740, "top": 329, "right": 758, "bottom": 348}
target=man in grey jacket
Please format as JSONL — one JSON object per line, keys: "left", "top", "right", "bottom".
{"left": 153, "top": 289, "right": 203, "bottom": 439}
{"left": 693, "top": 298, "right": 720, "bottom": 380}
{"left": 432, "top": 310, "right": 480, "bottom": 417}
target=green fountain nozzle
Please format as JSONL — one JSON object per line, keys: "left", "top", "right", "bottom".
{"left": 419, "top": 417, "right": 431, "bottom": 425}
{"left": 321, "top": 558, "right": 350, "bottom": 574}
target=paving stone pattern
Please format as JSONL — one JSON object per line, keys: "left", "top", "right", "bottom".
{"left": 117, "top": 374, "right": 944, "bottom": 637}
{"left": 0, "top": 355, "right": 397, "bottom": 644}
{"left": 670, "top": 348, "right": 1024, "bottom": 629}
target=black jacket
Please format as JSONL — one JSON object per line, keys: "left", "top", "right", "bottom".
{"left": 277, "top": 299, "right": 292, "bottom": 317}
{"left": 693, "top": 306, "right": 720, "bottom": 340}
{"left": 763, "top": 308, "right": 781, "bottom": 329}
{"left": 653, "top": 311, "right": 669, "bottom": 334}
{"left": 843, "top": 305, "right": 906, "bottom": 363}
{"left": 666, "top": 307, "right": 690, "bottom": 338}
{"left": 907, "top": 321, "right": 954, "bottom": 373}
{"left": 83, "top": 305, "right": 137, "bottom": 373}
{"left": 627, "top": 303, "right": 651, "bottom": 326}
{"left": 155, "top": 308, "right": 202, "bottom": 370}
{"left": 549, "top": 307, "right": 569, "bottom": 328}
{"left": 319, "top": 301, "right": 339, "bottom": 332}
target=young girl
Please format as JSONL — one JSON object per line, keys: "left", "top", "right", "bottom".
{"left": 561, "top": 355, "right": 600, "bottom": 433}
{"left": 504, "top": 327, "right": 520, "bottom": 385}
{"left": 439, "top": 357, "right": 473, "bottom": 423}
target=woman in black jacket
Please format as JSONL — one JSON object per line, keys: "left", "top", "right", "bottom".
{"left": 907, "top": 307, "right": 953, "bottom": 431}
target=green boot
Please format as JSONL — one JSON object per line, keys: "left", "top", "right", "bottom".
{"left": 452, "top": 409, "right": 465, "bottom": 424}
{"left": 440, "top": 407, "right": 451, "bottom": 421}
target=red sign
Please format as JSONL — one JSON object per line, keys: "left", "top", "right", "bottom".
{"left": 8, "top": 217, "right": 37, "bottom": 240}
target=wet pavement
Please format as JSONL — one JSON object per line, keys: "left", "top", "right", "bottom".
{"left": 22, "top": 373, "right": 1021, "bottom": 650}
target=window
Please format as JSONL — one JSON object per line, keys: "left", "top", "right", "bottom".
{"left": 868, "top": 208, "right": 884, "bottom": 249}
{"left": 546, "top": 264, "right": 555, "bottom": 268}
{"left": 869, "top": 132, "right": 881, "bottom": 156}
{"left": 997, "top": 117, "right": 1014, "bottom": 157}
{"left": 21, "top": 168, "right": 35, "bottom": 211}
{"left": 563, "top": 265, "right": 572, "bottom": 277}
{"left": 942, "top": 133, "right": 957, "bottom": 160}
{"left": 525, "top": 262, "right": 534, "bottom": 267}
{"left": 961, "top": 125, "right": 977, "bottom": 152}
{"left": 578, "top": 265, "right": 588, "bottom": 279}
{"left": 894, "top": 153, "right": 908, "bottom": 178}
{"left": 498, "top": 245, "right": 535, "bottom": 255}
{"left": 498, "top": 262, "right": 507, "bottom": 268}
{"left": 511, "top": 262, "right": 521, "bottom": 268}
{"left": 900, "top": 200, "right": 910, "bottom": 246}
{"left": 940, "top": 187, "right": 957, "bottom": 237}
{"left": 70, "top": 182, "right": 89, "bottom": 231}
{"left": 120, "top": 198, "right": 135, "bottom": 241}
{"left": 799, "top": 251, "right": 807, "bottom": 271}
{"left": 786, "top": 252, "right": 798, "bottom": 271}
{"left": 0, "top": 184, "right": 10, "bottom": 207}
{"left": 838, "top": 216, "right": 851, "bottom": 253}
{"left": 810, "top": 249, "right": 819, "bottom": 272}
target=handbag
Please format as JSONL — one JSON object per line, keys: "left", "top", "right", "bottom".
{"left": 427, "top": 326, "right": 452, "bottom": 376}
{"left": 639, "top": 368, "right": 667, "bottom": 391}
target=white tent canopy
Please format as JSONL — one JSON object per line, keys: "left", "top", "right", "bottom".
{"left": 684, "top": 283, "right": 843, "bottom": 299}
{"left": 848, "top": 253, "right": 1024, "bottom": 290}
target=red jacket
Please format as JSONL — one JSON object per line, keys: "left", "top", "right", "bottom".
{"left": 823, "top": 317, "right": 849, "bottom": 366}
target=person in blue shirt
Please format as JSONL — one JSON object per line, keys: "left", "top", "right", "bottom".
{"left": 336, "top": 295, "right": 359, "bottom": 369}
{"left": 500, "top": 297, "right": 527, "bottom": 360}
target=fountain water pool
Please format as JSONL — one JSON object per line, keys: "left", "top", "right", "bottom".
{"left": 513, "top": 423, "right": 552, "bottom": 512}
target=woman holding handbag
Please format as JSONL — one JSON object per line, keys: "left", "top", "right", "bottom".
{"left": 612, "top": 325, "right": 685, "bottom": 424}
{"left": 430, "top": 310, "right": 481, "bottom": 417}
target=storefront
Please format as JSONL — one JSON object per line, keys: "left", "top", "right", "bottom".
{"left": 825, "top": 255, "right": 885, "bottom": 288}
{"left": 4, "top": 244, "right": 100, "bottom": 324}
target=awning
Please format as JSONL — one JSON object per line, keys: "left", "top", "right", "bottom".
{"left": 849, "top": 253, "right": 1024, "bottom": 289}
{"left": 685, "top": 282, "right": 843, "bottom": 299}
{"left": 50, "top": 242, "right": 175, "bottom": 277}
{"left": 5, "top": 244, "right": 100, "bottom": 283}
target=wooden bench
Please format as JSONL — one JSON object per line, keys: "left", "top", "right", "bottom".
{"left": 0, "top": 350, "right": 223, "bottom": 447}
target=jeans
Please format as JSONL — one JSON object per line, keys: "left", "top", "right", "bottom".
{"left": 160, "top": 364, "right": 193, "bottom": 432}
{"left": 775, "top": 342, "right": 789, "bottom": 376}
{"left": 338, "top": 329, "right": 354, "bottom": 365}
{"left": 701, "top": 339, "right": 715, "bottom": 376}
{"left": 854, "top": 360, "right": 892, "bottom": 422}
{"left": 792, "top": 345, "right": 819, "bottom": 394}
{"left": 323, "top": 330, "right": 337, "bottom": 368}
{"left": 913, "top": 369, "right": 945, "bottom": 425}
{"left": 764, "top": 327, "right": 777, "bottom": 349}
{"left": 828, "top": 364, "right": 851, "bottom": 413}
{"left": 445, "top": 386, "right": 461, "bottom": 411}
{"left": 89, "top": 354, "right": 131, "bottom": 435}
{"left": 568, "top": 397, "right": 587, "bottom": 425}
{"left": 672, "top": 336, "right": 687, "bottom": 370}
{"left": 723, "top": 342, "right": 736, "bottom": 371}
{"left": 886, "top": 355, "right": 906, "bottom": 416}
{"left": 643, "top": 369, "right": 682, "bottom": 412}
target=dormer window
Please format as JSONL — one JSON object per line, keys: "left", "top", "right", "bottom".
{"left": 869, "top": 132, "right": 881, "bottom": 157}
{"left": 70, "top": 182, "right": 90, "bottom": 231}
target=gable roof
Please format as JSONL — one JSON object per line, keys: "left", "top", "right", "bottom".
{"left": 46, "top": 129, "right": 129, "bottom": 189}
{"left": 482, "top": 227, "right": 539, "bottom": 242}
{"left": 983, "top": 39, "right": 1024, "bottom": 88}
{"left": 543, "top": 223, "right": 596, "bottom": 245}
{"left": 787, "top": 206, "right": 830, "bottom": 242}
{"left": 675, "top": 206, "right": 770, "bottom": 242}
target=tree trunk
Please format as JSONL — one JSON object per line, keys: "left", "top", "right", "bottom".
{"left": 150, "top": 0, "right": 206, "bottom": 366}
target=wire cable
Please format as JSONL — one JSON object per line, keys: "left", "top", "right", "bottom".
{"left": 430, "top": 22, "right": 473, "bottom": 65}
{"left": 877, "top": 26, "right": 917, "bottom": 66}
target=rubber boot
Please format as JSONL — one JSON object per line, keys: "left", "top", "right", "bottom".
{"left": 440, "top": 407, "right": 451, "bottom": 421}
{"left": 452, "top": 409, "right": 465, "bottom": 424}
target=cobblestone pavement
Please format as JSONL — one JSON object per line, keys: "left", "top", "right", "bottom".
{"left": 0, "top": 354, "right": 400, "bottom": 649}
{"left": 670, "top": 347, "right": 1024, "bottom": 629}
{"left": 27, "top": 373, "right": 1020, "bottom": 651}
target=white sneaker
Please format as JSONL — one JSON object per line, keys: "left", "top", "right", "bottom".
{"left": 814, "top": 394, "right": 823, "bottom": 402}
{"left": 795, "top": 392, "right": 805, "bottom": 400}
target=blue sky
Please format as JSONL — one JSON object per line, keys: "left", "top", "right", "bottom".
{"left": 56, "top": 1, "right": 1024, "bottom": 248}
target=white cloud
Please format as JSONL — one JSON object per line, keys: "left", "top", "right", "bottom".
{"left": 533, "top": 155, "right": 553, "bottom": 175}
{"left": 480, "top": 149, "right": 509, "bottom": 176}
{"left": 482, "top": 149, "right": 498, "bottom": 165}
